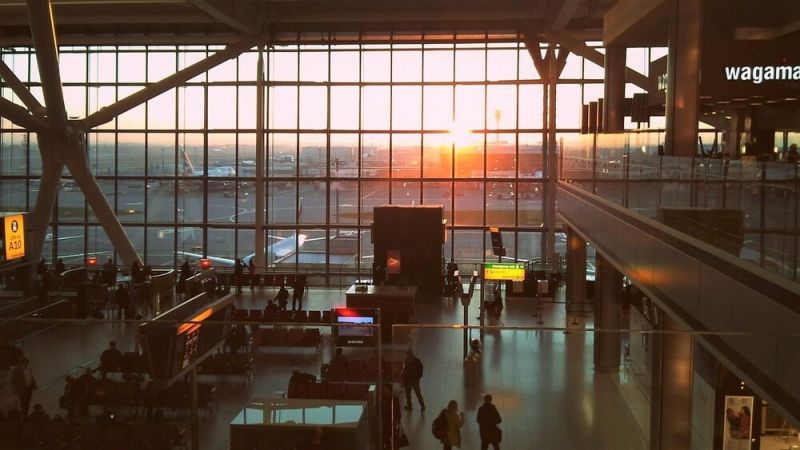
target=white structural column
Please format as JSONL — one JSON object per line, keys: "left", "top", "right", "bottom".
{"left": 28, "top": 144, "right": 64, "bottom": 263}
{"left": 254, "top": 47, "right": 266, "bottom": 272}
{"left": 26, "top": 0, "right": 142, "bottom": 266}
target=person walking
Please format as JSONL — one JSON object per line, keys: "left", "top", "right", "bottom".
{"left": 444, "top": 400, "right": 464, "bottom": 450}
{"left": 477, "top": 394, "right": 502, "bottom": 450}
{"left": 291, "top": 275, "right": 306, "bottom": 311}
{"left": 401, "top": 349, "right": 425, "bottom": 411}
{"left": 11, "top": 356, "right": 37, "bottom": 418}
{"left": 248, "top": 259, "right": 257, "bottom": 290}
{"left": 233, "top": 259, "right": 245, "bottom": 294}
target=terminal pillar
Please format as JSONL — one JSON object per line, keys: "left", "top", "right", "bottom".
{"left": 565, "top": 226, "right": 587, "bottom": 315}
{"left": 664, "top": 0, "right": 703, "bottom": 157}
{"left": 603, "top": 46, "right": 626, "bottom": 133}
{"left": 650, "top": 312, "right": 693, "bottom": 450}
{"left": 594, "top": 252, "right": 622, "bottom": 371}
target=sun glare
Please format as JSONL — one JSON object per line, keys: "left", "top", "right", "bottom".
{"left": 448, "top": 121, "right": 478, "bottom": 149}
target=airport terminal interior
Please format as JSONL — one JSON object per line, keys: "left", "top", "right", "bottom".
{"left": 0, "top": 0, "right": 799, "bottom": 449}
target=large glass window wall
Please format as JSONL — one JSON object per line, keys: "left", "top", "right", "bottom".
{"left": 0, "top": 40, "right": 626, "bottom": 281}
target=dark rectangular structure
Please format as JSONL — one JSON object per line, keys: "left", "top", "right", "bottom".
{"left": 372, "top": 205, "right": 444, "bottom": 294}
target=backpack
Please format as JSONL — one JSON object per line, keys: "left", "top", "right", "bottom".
{"left": 432, "top": 409, "right": 447, "bottom": 440}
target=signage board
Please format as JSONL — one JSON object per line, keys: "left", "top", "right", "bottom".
{"left": 2, "top": 214, "right": 25, "bottom": 261}
{"left": 484, "top": 263, "right": 525, "bottom": 282}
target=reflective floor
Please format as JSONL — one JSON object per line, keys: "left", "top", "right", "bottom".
{"left": 9, "top": 284, "right": 650, "bottom": 450}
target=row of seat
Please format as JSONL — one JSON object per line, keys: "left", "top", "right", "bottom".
{"left": 0, "top": 419, "right": 184, "bottom": 450}
{"left": 287, "top": 381, "right": 371, "bottom": 401}
{"left": 253, "top": 327, "right": 322, "bottom": 349}
{"left": 322, "top": 359, "right": 403, "bottom": 383}
{"left": 231, "top": 308, "right": 331, "bottom": 324}
{"left": 64, "top": 379, "right": 216, "bottom": 412}
{"left": 198, "top": 353, "right": 254, "bottom": 380}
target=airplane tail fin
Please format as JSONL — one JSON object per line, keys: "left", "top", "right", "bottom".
{"left": 181, "top": 148, "right": 196, "bottom": 176}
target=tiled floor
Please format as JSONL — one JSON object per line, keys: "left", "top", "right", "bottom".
{"left": 10, "top": 284, "right": 650, "bottom": 450}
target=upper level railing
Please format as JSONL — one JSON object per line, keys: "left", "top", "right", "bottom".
{"left": 561, "top": 131, "right": 799, "bottom": 282}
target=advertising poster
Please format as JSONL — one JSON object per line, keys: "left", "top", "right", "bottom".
{"left": 723, "top": 395, "right": 754, "bottom": 450}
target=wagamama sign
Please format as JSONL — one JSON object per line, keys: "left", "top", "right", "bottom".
{"left": 724, "top": 65, "right": 800, "bottom": 84}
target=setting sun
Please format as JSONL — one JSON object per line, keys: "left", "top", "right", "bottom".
{"left": 448, "top": 121, "right": 480, "bottom": 148}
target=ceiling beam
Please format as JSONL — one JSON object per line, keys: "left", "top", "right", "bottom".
{"left": 551, "top": 0, "right": 580, "bottom": 31}
{"left": 603, "top": 0, "right": 668, "bottom": 47}
{"left": 0, "top": 97, "right": 47, "bottom": 132}
{"left": 545, "top": 30, "right": 657, "bottom": 92}
{"left": 27, "top": 0, "right": 68, "bottom": 129}
{"left": 78, "top": 34, "right": 261, "bottom": 130}
{"left": 734, "top": 19, "right": 800, "bottom": 40}
{"left": 0, "top": 13, "right": 213, "bottom": 26}
{"left": 0, "top": 60, "right": 44, "bottom": 114}
{"left": 186, "top": 0, "right": 259, "bottom": 34}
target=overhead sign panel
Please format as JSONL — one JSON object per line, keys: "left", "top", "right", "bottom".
{"left": 484, "top": 263, "right": 525, "bottom": 281}
{"left": 2, "top": 214, "right": 25, "bottom": 261}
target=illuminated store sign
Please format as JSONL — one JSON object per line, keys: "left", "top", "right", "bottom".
{"left": 723, "top": 65, "right": 800, "bottom": 84}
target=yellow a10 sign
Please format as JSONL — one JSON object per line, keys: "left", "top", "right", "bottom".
{"left": 484, "top": 263, "right": 525, "bottom": 281}
{"left": 3, "top": 214, "right": 26, "bottom": 261}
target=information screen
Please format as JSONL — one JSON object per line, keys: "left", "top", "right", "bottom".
{"left": 332, "top": 308, "right": 378, "bottom": 347}
{"left": 484, "top": 263, "right": 525, "bottom": 281}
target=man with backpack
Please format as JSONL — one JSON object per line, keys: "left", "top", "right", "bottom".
{"left": 401, "top": 349, "right": 425, "bottom": 411}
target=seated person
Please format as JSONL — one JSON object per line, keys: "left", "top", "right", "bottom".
{"left": 263, "top": 300, "right": 279, "bottom": 320}
{"left": 288, "top": 368, "right": 316, "bottom": 398}
{"left": 28, "top": 404, "right": 49, "bottom": 422}
{"left": 226, "top": 325, "right": 248, "bottom": 355}
{"left": 99, "top": 341, "right": 123, "bottom": 378}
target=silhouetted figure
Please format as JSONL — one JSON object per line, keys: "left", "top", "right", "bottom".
{"left": 11, "top": 356, "right": 37, "bottom": 419}
{"left": 789, "top": 143, "right": 798, "bottom": 163}
{"left": 401, "top": 349, "right": 425, "bottom": 411}
{"left": 36, "top": 258, "right": 48, "bottom": 277}
{"left": 102, "top": 259, "right": 117, "bottom": 286}
{"left": 275, "top": 283, "right": 289, "bottom": 311}
{"left": 99, "top": 341, "right": 123, "bottom": 378}
{"left": 288, "top": 368, "right": 316, "bottom": 398}
{"left": 0, "top": 334, "right": 24, "bottom": 369}
{"left": 292, "top": 275, "right": 306, "bottom": 311}
{"left": 28, "top": 404, "right": 49, "bottom": 422}
{"left": 131, "top": 261, "right": 143, "bottom": 283}
{"left": 477, "top": 394, "right": 502, "bottom": 450}
{"left": 115, "top": 284, "right": 130, "bottom": 320}
{"left": 233, "top": 259, "right": 245, "bottom": 294}
{"left": 54, "top": 259, "right": 66, "bottom": 276}
{"left": 248, "top": 260, "right": 256, "bottom": 290}
{"left": 264, "top": 300, "right": 279, "bottom": 321}
{"left": 226, "top": 325, "right": 248, "bottom": 355}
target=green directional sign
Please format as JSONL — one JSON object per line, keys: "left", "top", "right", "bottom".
{"left": 484, "top": 263, "right": 525, "bottom": 281}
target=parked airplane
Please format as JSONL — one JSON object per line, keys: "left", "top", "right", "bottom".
{"left": 177, "top": 232, "right": 327, "bottom": 267}
{"left": 176, "top": 201, "right": 327, "bottom": 267}
{"left": 181, "top": 148, "right": 236, "bottom": 178}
